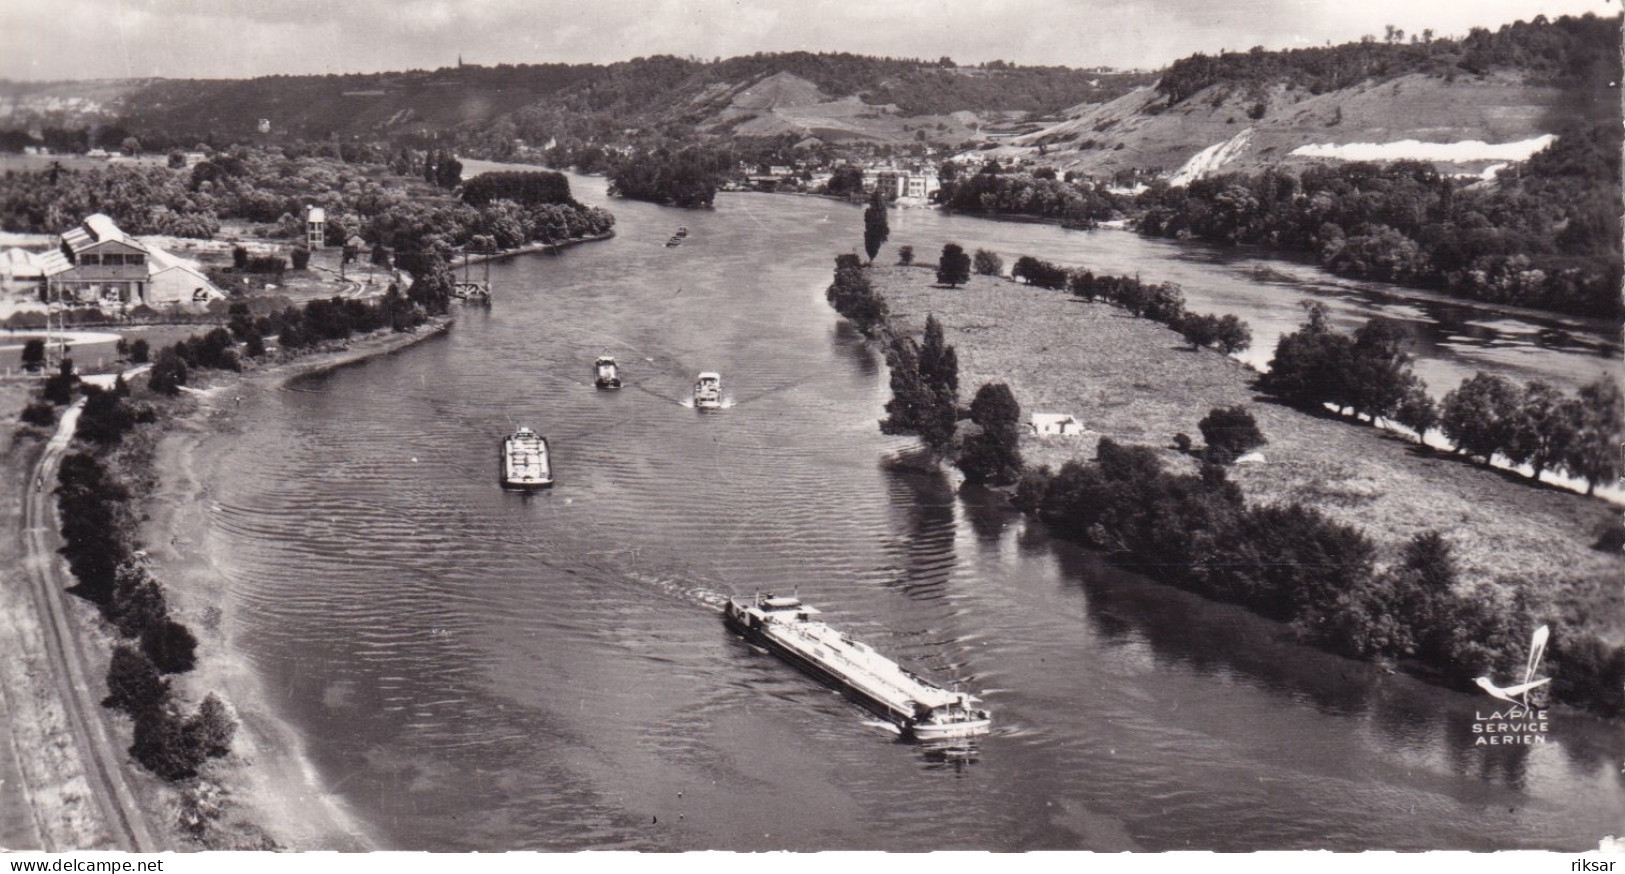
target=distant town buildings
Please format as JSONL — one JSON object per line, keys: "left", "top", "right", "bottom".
{"left": 865, "top": 168, "right": 940, "bottom": 201}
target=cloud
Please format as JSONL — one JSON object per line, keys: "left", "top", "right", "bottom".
{"left": 0, "top": 0, "right": 1616, "bottom": 80}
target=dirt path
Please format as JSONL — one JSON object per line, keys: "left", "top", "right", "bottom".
{"left": 15, "top": 400, "right": 156, "bottom": 851}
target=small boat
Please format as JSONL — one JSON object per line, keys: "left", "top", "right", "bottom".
{"left": 500, "top": 426, "right": 553, "bottom": 489}
{"left": 594, "top": 355, "right": 622, "bottom": 389}
{"left": 724, "top": 594, "right": 991, "bottom": 740}
{"left": 693, "top": 371, "right": 722, "bottom": 409}
{"left": 665, "top": 227, "right": 689, "bottom": 247}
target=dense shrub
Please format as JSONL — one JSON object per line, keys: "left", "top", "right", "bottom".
{"left": 141, "top": 620, "right": 199, "bottom": 675}
{"left": 972, "top": 249, "right": 1002, "bottom": 276}
{"left": 881, "top": 316, "right": 959, "bottom": 457}
{"left": 460, "top": 170, "right": 574, "bottom": 208}
{"left": 148, "top": 349, "right": 188, "bottom": 395}
{"left": 1011, "top": 256, "right": 1069, "bottom": 289}
{"left": 76, "top": 387, "right": 138, "bottom": 445}
{"left": 1197, "top": 405, "right": 1266, "bottom": 463}
{"left": 957, "top": 382, "right": 1023, "bottom": 485}
{"left": 104, "top": 645, "right": 169, "bottom": 715}
{"left": 20, "top": 402, "right": 56, "bottom": 427}
{"left": 56, "top": 453, "right": 130, "bottom": 604}
{"left": 936, "top": 243, "right": 971, "bottom": 287}
{"left": 825, "top": 253, "right": 889, "bottom": 337}
{"left": 131, "top": 705, "right": 205, "bottom": 781}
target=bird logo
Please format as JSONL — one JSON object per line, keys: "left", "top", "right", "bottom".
{"left": 1473, "top": 625, "right": 1550, "bottom": 709}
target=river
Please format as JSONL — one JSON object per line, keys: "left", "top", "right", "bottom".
{"left": 201, "top": 165, "right": 1623, "bottom": 851}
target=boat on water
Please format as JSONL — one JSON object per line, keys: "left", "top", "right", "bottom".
{"left": 723, "top": 594, "right": 991, "bottom": 740}
{"left": 665, "top": 227, "right": 689, "bottom": 247}
{"left": 594, "top": 355, "right": 622, "bottom": 389}
{"left": 693, "top": 372, "right": 722, "bottom": 409}
{"left": 499, "top": 426, "right": 553, "bottom": 489}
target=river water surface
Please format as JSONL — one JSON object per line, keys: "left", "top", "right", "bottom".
{"left": 204, "top": 166, "right": 1623, "bottom": 851}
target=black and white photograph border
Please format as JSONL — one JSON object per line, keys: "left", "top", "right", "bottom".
{"left": 0, "top": 0, "right": 1620, "bottom": 866}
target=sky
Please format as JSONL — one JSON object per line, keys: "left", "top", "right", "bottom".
{"left": 0, "top": 0, "right": 1617, "bottom": 81}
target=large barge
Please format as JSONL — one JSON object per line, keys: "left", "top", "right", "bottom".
{"left": 500, "top": 426, "right": 553, "bottom": 489}
{"left": 724, "top": 594, "right": 991, "bottom": 740}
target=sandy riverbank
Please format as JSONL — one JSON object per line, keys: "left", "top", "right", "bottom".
{"left": 137, "top": 319, "right": 452, "bottom": 849}
{"left": 873, "top": 265, "right": 1624, "bottom": 645}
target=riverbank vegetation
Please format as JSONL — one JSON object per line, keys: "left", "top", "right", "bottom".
{"left": 1135, "top": 128, "right": 1623, "bottom": 319}
{"left": 1261, "top": 303, "right": 1623, "bottom": 494}
{"left": 48, "top": 385, "right": 242, "bottom": 818}
{"left": 14, "top": 278, "right": 456, "bottom": 843}
{"left": 937, "top": 166, "right": 1127, "bottom": 227}
{"left": 0, "top": 146, "right": 613, "bottom": 268}
{"left": 1157, "top": 13, "right": 1618, "bottom": 106}
{"left": 607, "top": 146, "right": 728, "bottom": 208}
{"left": 832, "top": 257, "right": 1623, "bottom": 718}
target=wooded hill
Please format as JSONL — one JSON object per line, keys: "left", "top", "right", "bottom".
{"left": 0, "top": 54, "right": 1152, "bottom": 152}
{"left": 997, "top": 13, "right": 1620, "bottom": 179}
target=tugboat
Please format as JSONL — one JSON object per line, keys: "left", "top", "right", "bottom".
{"left": 594, "top": 355, "right": 622, "bottom": 389}
{"left": 724, "top": 594, "right": 991, "bottom": 740}
{"left": 693, "top": 372, "right": 722, "bottom": 409}
{"left": 500, "top": 426, "right": 553, "bottom": 489}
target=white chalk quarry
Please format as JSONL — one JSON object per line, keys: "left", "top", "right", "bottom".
{"left": 1289, "top": 135, "right": 1555, "bottom": 163}
{"left": 1168, "top": 129, "right": 1254, "bottom": 187}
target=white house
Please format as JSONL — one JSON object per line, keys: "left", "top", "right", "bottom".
{"left": 1031, "top": 413, "right": 1085, "bottom": 436}
{"left": 1, "top": 248, "right": 45, "bottom": 300}
{"left": 146, "top": 246, "right": 224, "bottom": 307}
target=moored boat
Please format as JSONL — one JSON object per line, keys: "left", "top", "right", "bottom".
{"left": 694, "top": 371, "right": 722, "bottom": 409}
{"left": 723, "top": 594, "right": 991, "bottom": 740}
{"left": 500, "top": 426, "right": 553, "bottom": 489}
{"left": 594, "top": 355, "right": 622, "bottom": 389}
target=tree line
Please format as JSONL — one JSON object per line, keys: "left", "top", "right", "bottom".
{"left": 1261, "top": 302, "right": 1623, "bottom": 494}
{"left": 1012, "top": 437, "right": 1624, "bottom": 715}
{"left": 826, "top": 253, "right": 1026, "bottom": 484}
{"left": 27, "top": 376, "right": 241, "bottom": 789}
{"left": 0, "top": 146, "right": 614, "bottom": 268}
{"left": 936, "top": 166, "right": 1126, "bottom": 227}
{"left": 607, "top": 146, "right": 730, "bottom": 208}
{"left": 821, "top": 242, "right": 1624, "bottom": 718}
{"left": 1004, "top": 254, "right": 1253, "bottom": 355}
{"left": 1156, "top": 13, "right": 1618, "bottom": 106}
{"left": 1136, "top": 129, "right": 1622, "bottom": 319}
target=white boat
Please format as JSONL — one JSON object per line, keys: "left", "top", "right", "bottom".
{"left": 500, "top": 426, "right": 553, "bottom": 489}
{"left": 693, "top": 371, "right": 722, "bottom": 409}
{"left": 723, "top": 594, "right": 991, "bottom": 740}
{"left": 594, "top": 355, "right": 622, "bottom": 389}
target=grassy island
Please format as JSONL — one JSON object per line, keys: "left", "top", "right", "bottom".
{"left": 863, "top": 263, "right": 1623, "bottom": 715}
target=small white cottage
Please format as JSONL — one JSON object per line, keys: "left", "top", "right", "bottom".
{"left": 1032, "top": 413, "right": 1085, "bottom": 436}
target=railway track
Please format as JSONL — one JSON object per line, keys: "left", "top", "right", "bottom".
{"left": 19, "top": 400, "right": 155, "bottom": 851}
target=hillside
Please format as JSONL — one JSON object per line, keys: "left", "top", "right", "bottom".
{"left": 0, "top": 55, "right": 1153, "bottom": 149}
{"left": 997, "top": 71, "right": 1578, "bottom": 178}
{"left": 990, "top": 13, "right": 1619, "bottom": 180}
